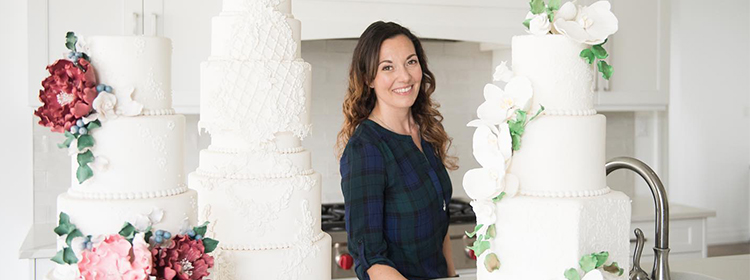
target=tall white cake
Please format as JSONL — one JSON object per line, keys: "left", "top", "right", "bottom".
{"left": 188, "top": 0, "right": 332, "bottom": 279}
{"left": 471, "top": 34, "right": 631, "bottom": 280}
{"left": 58, "top": 36, "right": 198, "bottom": 238}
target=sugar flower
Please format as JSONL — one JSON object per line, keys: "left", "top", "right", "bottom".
{"left": 553, "top": 1, "right": 618, "bottom": 45}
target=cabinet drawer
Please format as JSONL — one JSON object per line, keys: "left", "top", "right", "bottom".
{"left": 630, "top": 219, "right": 705, "bottom": 257}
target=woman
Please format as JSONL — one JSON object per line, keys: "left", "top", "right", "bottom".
{"left": 337, "top": 21, "right": 459, "bottom": 280}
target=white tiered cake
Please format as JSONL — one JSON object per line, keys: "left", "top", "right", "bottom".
{"left": 58, "top": 36, "right": 198, "bottom": 240}
{"left": 188, "top": 0, "right": 332, "bottom": 279}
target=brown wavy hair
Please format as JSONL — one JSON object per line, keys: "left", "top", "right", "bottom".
{"left": 335, "top": 21, "right": 458, "bottom": 171}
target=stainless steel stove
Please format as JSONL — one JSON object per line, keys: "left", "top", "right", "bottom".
{"left": 322, "top": 198, "right": 479, "bottom": 279}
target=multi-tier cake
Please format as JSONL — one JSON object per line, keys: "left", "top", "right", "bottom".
{"left": 188, "top": 0, "right": 332, "bottom": 279}
{"left": 465, "top": 1, "right": 630, "bottom": 280}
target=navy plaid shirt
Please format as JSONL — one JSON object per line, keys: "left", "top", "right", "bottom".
{"left": 340, "top": 119, "right": 453, "bottom": 280}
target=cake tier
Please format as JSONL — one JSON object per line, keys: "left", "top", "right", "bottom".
{"left": 188, "top": 172, "right": 322, "bottom": 248}
{"left": 476, "top": 191, "right": 631, "bottom": 280}
{"left": 69, "top": 115, "right": 186, "bottom": 198}
{"left": 86, "top": 36, "right": 173, "bottom": 115}
{"left": 199, "top": 59, "right": 312, "bottom": 148}
{"left": 197, "top": 148, "right": 311, "bottom": 179}
{"left": 57, "top": 189, "right": 198, "bottom": 238}
{"left": 212, "top": 233, "right": 331, "bottom": 280}
{"left": 211, "top": 12, "right": 301, "bottom": 60}
{"left": 509, "top": 114, "right": 607, "bottom": 196}
{"left": 222, "top": 0, "right": 292, "bottom": 15}
{"left": 512, "top": 35, "right": 595, "bottom": 115}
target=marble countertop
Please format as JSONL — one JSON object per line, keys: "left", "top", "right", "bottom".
{"left": 19, "top": 198, "right": 717, "bottom": 259}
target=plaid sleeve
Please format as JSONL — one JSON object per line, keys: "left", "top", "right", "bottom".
{"left": 340, "top": 141, "right": 396, "bottom": 280}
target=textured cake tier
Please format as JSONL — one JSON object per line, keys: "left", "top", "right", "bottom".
{"left": 86, "top": 36, "right": 173, "bottom": 115}
{"left": 211, "top": 12, "right": 301, "bottom": 60}
{"left": 199, "top": 59, "right": 312, "bottom": 147}
{"left": 197, "top": 148, "right": 311, "bottom": 179}
{"left": 476, "top": 191, "right": 631, "bottom": 280}
{"left": 57, "top": 189, "right": 198, "bottom": 238}
{"left": 68, "top": 115, "right": 185, "bottom": 197}
{"left": 211, "top": 234, "right": 331, "bottom": 280}
{"left": 222, "top": 0, "right": 292, "bottom": 14}
{"left": 209, "top": 131, "right": 302, "bottom": 152}
{"left": 512, "top": 35, "right": 595, "bottom": 115}
{"left": 188, "top": 172, "right": 322, "bottom": 248}
{"left": 509, "top": 114, "right": 607, "bottom": 196}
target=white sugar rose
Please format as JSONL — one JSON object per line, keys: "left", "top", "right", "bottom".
{"left": 527, "top": 13, "right": 552, "bottom": 35}
{"left": 470, "top": 200, "right": 497, "bottom": 225}
{"left": 553, "top": 1, "right": 618, "bottom": 45}
{"left": 492, "top": 61, "right": 513, "bottom": 83}
{"left": 91, "top": 92, "right": 118, "bottom": 122}
{"left": 115, "top": 87, "right": 144, "bottom": 117}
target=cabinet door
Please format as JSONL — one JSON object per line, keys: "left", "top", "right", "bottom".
{"left": 595, "top": 0, "right": 670, "bottom": 108}
{"left": 147, "top": 0, "right": 221, "bottom": 112}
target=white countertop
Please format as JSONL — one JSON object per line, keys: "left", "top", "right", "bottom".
{"left": 631, "top": 196, "right": 716, "bottom": 222}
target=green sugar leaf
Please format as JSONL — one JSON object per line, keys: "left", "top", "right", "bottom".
{"left": 564, "top": 268, "right": 581, "bottom": 280}
{"left": 473, "top": 240, "right": 491, "bottom": 256}
{"left": 80, "top": 52, "right": 90, "bottom": 62}
{"left": 487, "top": 224, "right": 496, "bottom": 239}
{"left": 523, "top": 18, "right": 532, "bottom": 29}
{"left": 144, "top": 231, "right": 153, "bottom": 244}
{"left": 86, "top": 120, "right": 101, "bottom": 131}
{"left": 529, "top": 105, "right": 545, "bottom": 122}
{"left": 202, "top": 237, "right": 219, "bottom": 253}
{"left": 596, "top": 38, "right": 608, "bottom": 47}
{"left": 76, "top": 165, "right": 93, "bottom": 184}
{"left": 593, "top": 251, "right": 609, "bottom": 268}
{"left": 59, "top": 212, "right": 71, "bottom": 226}
{"left": 62, "top": 247, "right": 78, "bottom": 264}
{"left": 465, "top": 224, "right": 483, "bottom": 238}
{"left": 194, "top": 221, "right": 210, "bottom": 237}
{"left": 119, "top": 222, "right": 135, "bottom": 239}
{"left": 51, "top": 249, "right": 66, "bottom": 264}
{"left": 580, "top": 49, "right": 595, "bottom": 64}
{"left": 511, "top": 134, "right": 523, "bottom": 151}
{"left": 579, "top": 254, "right": 597, "bottom": 272}
{"left": 65, "top": 229, "right": 83, "bottom": 247}
{"left": 591, "top": 45, "right": 609, "bottom": 59}
{"left": 549, "top": 0, "right": 561, "bottom": 10}
{"left": 65, "top": 32, "right": 77, "bottom": 52}
{"left": 530, "top": 0, "right": 546, "bottom": 14}
{"left": 77, "top": 134, "right": 95, "bottom": 150}
{"left": 597, "top": 60, "right": 614, "bottom": 80}
{"left": 546, "top": 8, "right": 555, "bottom": 22}
{"left": 492, "top": 192, "right": 506, "bottom": 203}
{"left": 603, "top": 262, "right": 623, "bottom": 275}
{"left": 54, "top": 223, "right": 75, "bottom": 236}
{"left": 77, "top": 150, "right": 95, "bottom": 166}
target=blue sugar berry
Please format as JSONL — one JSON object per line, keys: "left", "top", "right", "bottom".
{"left": 155, "top": 230, "right": 164, "bottom": 237}
{"left": 76, "top": 119, "right": 84, "bottom": 127}
{"left": 104, "top": 86, "right": 113, "bottom": 93}
{"left": 96, "top": 84, "right": 105, "bottom": 92}
{"left": 78, "top": 127, "right": 88, "bottom": 135}
{"left": 68, "top": 52, "right": 75, "bottom": 59}
{"left": 187, "top": 230, "right": 196, "bottom": 238}
{"left": 195, "top": 234, "right": 203, "bottom": 240}
{"left": 86, "top": 242, "right": 93, "bottom": 250}
{"left": 155, "top": 236, "right": 164, "bottom": 244}
{"left": 162, "top": 231, "right": 171, "bottom": 239}
{"left": 70, "top": 125, "right": 79, "bottom": 134}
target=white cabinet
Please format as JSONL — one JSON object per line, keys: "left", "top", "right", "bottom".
{"left": 594, "top": 0, "right": 671, "bottom": 109}
{"left": 27, "top": 0, "right": 220, "bottom": 113}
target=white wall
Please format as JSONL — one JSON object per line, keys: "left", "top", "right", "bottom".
{"left": 0, "top": 0, "right": 33, "bottom": 277}
{"left": 669, "top": 0, "right": 750, "bottom": 245}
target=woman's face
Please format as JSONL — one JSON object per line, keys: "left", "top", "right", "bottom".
{"left": 370, "top": 34, "right": 422, "bottom": 112}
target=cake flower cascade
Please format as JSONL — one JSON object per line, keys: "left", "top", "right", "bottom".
{"left": 462, "top": 63, "right": 544, "bottom": 272}
{"left": 523, "top": 0, "right": 618, "bottom": 80}
{"left": 34, "top": 32, "right": 144, "bottom": 183}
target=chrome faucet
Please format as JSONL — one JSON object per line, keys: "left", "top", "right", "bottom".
{"left": 605, "top": 157, "right": 670, "bottom": 280}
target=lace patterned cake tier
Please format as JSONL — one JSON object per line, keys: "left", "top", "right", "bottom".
{"left": 197, "top": 149, "right": 312, "bottom": 179}
{"left": 199, "top": 59, "right": 312, "bottom": 146}
{"left": 222, "top": 0, "right": 291, "bottom": 15}
{"left": 211, "top": 10, "right": 300, "bottom": 60}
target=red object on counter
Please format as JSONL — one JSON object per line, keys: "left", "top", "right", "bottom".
{"left": 467, "top": 248, "right": 477, "bottom": 260}
{"left": 337, "top": 253, "right": 354, "bottom": 270}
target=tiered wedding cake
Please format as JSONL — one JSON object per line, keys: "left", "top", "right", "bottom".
{"left": 465, "top": 1, "right": 631, "bottom": 280}
{"left": 189, "top": 0, "right": 332, "bottom": 279}
{"left": 59, "top": 36, "right": 198, "bottom": 239}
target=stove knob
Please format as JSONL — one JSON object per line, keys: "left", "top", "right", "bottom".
{"left": 336, "top": 253, "right": 354, "bottom": 270}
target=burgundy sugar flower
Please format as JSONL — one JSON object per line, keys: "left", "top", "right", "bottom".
{"left": 151, "top": 235, "right": 215, "bottom": 280}
{"left": 34, "top": 58, "right": 98, "bottom": 133}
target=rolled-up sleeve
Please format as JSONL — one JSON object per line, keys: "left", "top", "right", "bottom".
{"left": 340, "top": 141, "right": 396, "bottom": 280}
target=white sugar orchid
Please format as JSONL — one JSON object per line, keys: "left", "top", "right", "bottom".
{"left": 582, "top": 269, "right": 604, "bottom": 280}
{"left": 115, "top": 87, "right": 144, "bottom": 117}
{"left": 463, "top": 166, "right": 519, "bottom": 201}
{"left": 127, "top": 208, "right": 164, "bottom": 232}
{"left": 477, "top": 76, "right": 534, "bottom": 124}
{"left": 492, "top": 61, "right": 513, "bottom": 83}
{"left": 553, "top": 1, "right": 618, "bottom": 45}
{"left": 467, "top": 121, "right": 513, "bottom": 168}
{"left": 87, "top": 156, "right": 110, "bottom": 173}
{"left": 526, "top": 12, "right": 552, "bottom": 36}
{"left": 470, "top": 200, "right": 496, "bottom": 225}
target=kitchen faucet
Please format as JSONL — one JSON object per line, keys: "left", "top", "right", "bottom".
{"left": 605, "top": 157, "right": 671, "bottom": 280}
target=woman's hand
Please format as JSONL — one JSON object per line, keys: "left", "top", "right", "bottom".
{"left": 443, "top": 233, "right": 457, "bottom": 277}
{"left": 367, "top": 264, "right": 408, "bottom": 280}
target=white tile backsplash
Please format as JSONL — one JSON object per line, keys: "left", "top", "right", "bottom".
{"left": 32, "top": 39, "right": 638, "bottom": 219}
